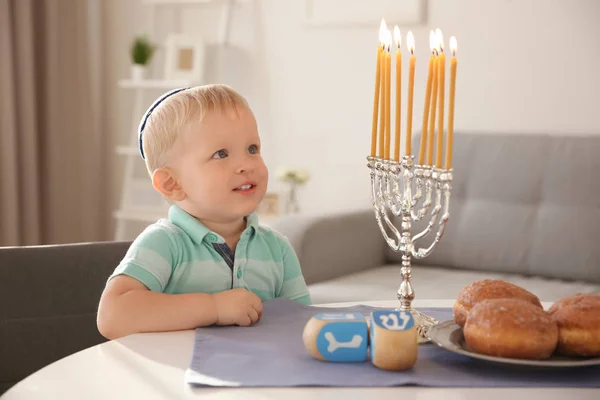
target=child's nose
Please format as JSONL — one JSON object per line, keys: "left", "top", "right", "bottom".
{"left": 235, "top": 157, "right": 254, "bottom": 174}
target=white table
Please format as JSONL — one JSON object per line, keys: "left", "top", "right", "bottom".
{"left": 2, "top": 299, "right": 596, "bottom": 400}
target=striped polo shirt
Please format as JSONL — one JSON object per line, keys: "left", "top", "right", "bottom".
{"left": 109, "top": 205, "right": 311, "bottom": 305}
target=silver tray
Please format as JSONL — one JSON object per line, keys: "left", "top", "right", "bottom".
{"left": 427, "top": 320, "right": 600, "bottom": 368}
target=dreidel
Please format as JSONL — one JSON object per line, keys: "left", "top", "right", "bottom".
{"left": 303, "top": 312, "right": 369, "bottom": 362}
{"left": 369, "top": 310, "right": 418, "bottom": 371}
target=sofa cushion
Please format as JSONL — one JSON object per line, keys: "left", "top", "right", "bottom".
{"left": 307, "top": 263, "right": 600, "bottom": 305}
{"left": 386, "top": 132, "right": 600, "bottom": 284}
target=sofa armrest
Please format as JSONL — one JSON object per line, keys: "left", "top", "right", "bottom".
{"left": 269, "top": 210, "right": 386, "bottom": 285}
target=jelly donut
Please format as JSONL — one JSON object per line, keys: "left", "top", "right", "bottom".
{"left": 464, "top": 298, "right": 558, "bottom": 360}
{"left": 548, "top": 294, "right": 600, "bottom": 357}
{"left": 453, "top": 279, "right": 542, "bottom": 328}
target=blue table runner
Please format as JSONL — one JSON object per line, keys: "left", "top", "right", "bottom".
{"left": 186, "top": 298, "right": 600, "bottom": 387}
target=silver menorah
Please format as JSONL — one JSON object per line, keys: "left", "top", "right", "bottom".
{"left": 367, "top": 154, "right": 452, "bottom": 343}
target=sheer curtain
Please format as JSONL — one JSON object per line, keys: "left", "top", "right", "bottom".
{"left": 0, "top": 0, "right": 108, "bottom": 246}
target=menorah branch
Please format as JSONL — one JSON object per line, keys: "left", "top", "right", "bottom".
{"left": 413, "top": 170, "right": 452, "bottom": 258}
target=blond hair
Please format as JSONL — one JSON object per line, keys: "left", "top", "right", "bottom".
{"left": 141, "top": 84, "right": 249, "bottom": 175}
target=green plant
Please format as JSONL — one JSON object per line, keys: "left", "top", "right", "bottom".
{"left": 277, "top": 167, "right": 310, "bottom": 185}
{"left": 130, "top": 35, "right": 156, "bottom": 65}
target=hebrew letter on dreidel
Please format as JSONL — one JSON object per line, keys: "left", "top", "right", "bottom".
{"left": 315, "top": 312, "right": 365, "bottom": 321}
{"left": 379, "top": 312, "right": 411, "bottom": 331}
{"left": 304, "top": 313, "right": 369, "bottom": 362}
{"left": 324, "top": 332, "right": 363, "bottom": 353}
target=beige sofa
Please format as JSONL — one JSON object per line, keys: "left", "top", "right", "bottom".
{"left": 271, "top": 132, "right": 600, "bottom": 305}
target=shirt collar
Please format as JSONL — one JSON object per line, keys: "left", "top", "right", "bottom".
{"left": 168, "top": 205, "right": 259, "bottom": 245}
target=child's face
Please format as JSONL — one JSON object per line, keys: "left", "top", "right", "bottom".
{"left": 173, "top": 107, "right": 268, "bottom": 222}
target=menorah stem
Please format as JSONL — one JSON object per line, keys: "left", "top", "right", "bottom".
{"left": 398, "top": 213, "right": 415, "bottom": 311}
{"left": 398, "top": 254, "right": 440, "bottom": 341}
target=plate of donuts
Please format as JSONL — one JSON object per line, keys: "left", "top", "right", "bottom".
{"left": 427, "top": 280, "right": 600, "bottom": 367}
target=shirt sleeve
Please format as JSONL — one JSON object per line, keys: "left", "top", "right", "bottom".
{"left": 108, "top": 223, "right": 179, "bottom": 292}
{"left": 277, "top": 235, "right": 312, "bottom": 305}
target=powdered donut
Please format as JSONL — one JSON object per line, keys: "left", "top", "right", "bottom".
{"left": 464, "top": 298, "right": 558, "bottom": 360}
{"left": 548, "top": 294, "right": 600, "bottom": 357}
{"left": 453, "top": 279, "right": 542, "bottom": 328}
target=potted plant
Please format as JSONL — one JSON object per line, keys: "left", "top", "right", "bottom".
{"left": 130, "top": 34, "right": 156, "bottom": 81}
{"left": 277, "top": 166, "right": 310, "bottom": 214}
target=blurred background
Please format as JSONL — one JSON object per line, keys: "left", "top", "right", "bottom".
{"left": 1, "top": 0, "right": 599, "bottom": 246}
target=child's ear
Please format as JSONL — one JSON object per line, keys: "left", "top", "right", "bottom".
{"left": 152, "top": 168, "right": 186, "bottom": 201}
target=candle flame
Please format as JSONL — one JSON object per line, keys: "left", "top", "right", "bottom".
{"left": 385, "top": 29, "right": 392, "bottom": 52}
{"left": 429, "top": 30, "right": 436, "bottom": 53}
{"left": 435, "top": 28, "right": 444, "bottom": 53}
{"left": 379, "top": 18, "right": 387, "bottom": 45}
{"left": 406, "top": 31, "right": 415, "bottom": 55}
{"left": 450, "top": 36, "right": 457, "bottom": 56}
{"left": 393, "top": 26, "right": 401, "bottom": 49}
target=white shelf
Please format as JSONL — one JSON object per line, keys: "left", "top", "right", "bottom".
{"left": 113, "top": 208, "right": 168, "bottom": 223}
{"left": 116, "top": 146, "right": 140, "bottom": 156}
{"left": 118, "top": 79, "right": 199, "bottom": 89}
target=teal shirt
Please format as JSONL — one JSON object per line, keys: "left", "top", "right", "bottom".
{"left": 109, "top": 205, "right": 311, "bottom": 305}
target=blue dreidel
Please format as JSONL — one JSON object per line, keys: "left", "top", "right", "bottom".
{"left": 303, "top": 312, "right": 368, "bottom": 362}
{"left": 370, "top": 310, "right": 418, "bottom": 371}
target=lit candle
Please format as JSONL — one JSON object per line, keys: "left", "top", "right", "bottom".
{"left": 371, "top": 19, "right": 386, "bottom": 157}
{"left": 445, "top": 36, "right": 458, "bottom": 170}
{"left": 427, "top": 40, "right": 439, "bottom": 166}
{"left": 385, "top": 30, "right": 392, "bottom": 160}
{"left": 378, "top": 55, "right": 386, "bottom": 158}
{"left": 418, "top": 31, "right": 436, "bottom": 166}
{"left": 405, "top": 31, "right": 416, "bottom": 157}
{"left": 393, "top": 26, "right": 402, "bottom": 161}
{"left": 435, "top": 29, "right": 446, "bottom": 169}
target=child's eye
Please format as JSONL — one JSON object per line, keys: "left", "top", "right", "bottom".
{"left": 212, "top": 149, "right": 228, "bottom": 159}
{"left": 248, "top": 144, "right": 259, "bottom": 154}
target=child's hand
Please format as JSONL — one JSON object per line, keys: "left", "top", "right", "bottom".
{"left": 212, "top": 288, "right": 263, "bottom": 326}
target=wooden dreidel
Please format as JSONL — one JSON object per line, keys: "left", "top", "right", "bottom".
{"left": 303, "top": 312, "right": 368, "bottom": 362}
{"left": 369, "top": 310, "right": 418, "bottom": 371}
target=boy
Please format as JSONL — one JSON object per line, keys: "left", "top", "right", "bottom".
{"left": 97, "top": 85, "right": 311, "bottom": 340}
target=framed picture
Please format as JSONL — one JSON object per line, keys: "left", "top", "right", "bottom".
{"left": 163, "top": 33, "right": 205, "bottom": 82}
{"left": 305, "top": 0, "right": 427, "bottom": 27}
{"left": 257, "top": 193, "right": 280, "bottom": 218}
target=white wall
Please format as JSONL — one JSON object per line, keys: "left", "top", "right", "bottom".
{"left": 103, "top": 0, "right": 600, "bottom": 236}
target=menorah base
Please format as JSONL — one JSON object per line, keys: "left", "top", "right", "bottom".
{"left": 396, "top": 307, "right": 438, "bottom": 344}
